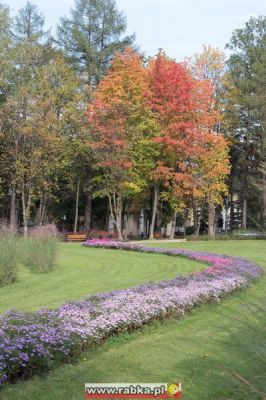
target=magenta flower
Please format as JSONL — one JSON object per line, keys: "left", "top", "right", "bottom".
{"left": 0, "top": 241, "right": 262, "bottom": 386}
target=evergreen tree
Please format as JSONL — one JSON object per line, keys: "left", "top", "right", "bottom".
{"left": 0, "top": 3, "right": 14, "bottom": 223}
{"left": 226, "top": 16, "right": 266, "bottom": 229}
{"left": 57, "top": 0, "right": 136, "bottom": 231}
{"left": 12, "top": 1, "right": 48, "bottom": 43}
{"left": 0, "top": 3, "right": 12, "bottom": 103}
{"left": 57, "top": 0, "right": 135, "bottom": 86}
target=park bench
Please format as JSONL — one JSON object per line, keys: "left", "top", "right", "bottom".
{"left": 66, "top": 232, "right": 88, "bottom": 242}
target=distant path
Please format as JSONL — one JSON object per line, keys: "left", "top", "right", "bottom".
{"left": 132, "top": 239, "right": 187, "bottom": 243}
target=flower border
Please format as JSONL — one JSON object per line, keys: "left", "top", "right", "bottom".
{"left": 0, "top": 240, "right": 263, "bottom": 386}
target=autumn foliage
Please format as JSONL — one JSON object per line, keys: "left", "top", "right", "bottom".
{"left": 87, "top": 48, "right": 230, "bottom": 238}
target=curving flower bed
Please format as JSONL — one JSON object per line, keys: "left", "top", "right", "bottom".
{"left": 0, "top": 240, "right": 263, "bottom": 386}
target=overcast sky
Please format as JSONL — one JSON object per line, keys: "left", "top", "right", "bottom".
{"left": 5, "top": 0, "right": 266, "bottom": 60}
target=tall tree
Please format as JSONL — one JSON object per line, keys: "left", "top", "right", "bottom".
{"left": 0, "top": 3, "right": 85, "bottom": 234}
{"left": 57, "top": 0, "right": 135, "bottom": 231}
{"left": 0, "top": 3, "right": 12, "bottom": 103}
{"left": 87, "top": 48, "right": 149, "bottom": 239}
{"left": 189, "top": 133, "right": 230, "bottom": 236}
{"left": 226, "top": 16, "right": 266, "bottom": 229}
{"left": 3, "top": 55, "right": 83, "bottom": 235}
{"left": 190, "top": 45, "right": 227, "bottom": 235}
{"left": 146, "top": 51, "right": 227, "bottom": 238}
{"left": 13, "top": 1, "right": 48, "bottom": 43}
{"left": 57, "top": 0, "right": 135, "bottom": 86}
{"left": 1, "top": 1, "right": 49, "bottom": 232}
{"left": 0, "top": 4, "right": 15, "bottom": 226}
{"left": 146, "top": 52, "right": 195, "bottom": 238}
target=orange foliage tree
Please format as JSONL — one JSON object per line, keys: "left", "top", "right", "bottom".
{"left": 87, "top": 48, "right": 230, "bottom": 239}
{"left": 87, "top": 48, "right": 149, "bottom": 239}
{"left": 146, "top": 51, "right": 228, "bottom": 238}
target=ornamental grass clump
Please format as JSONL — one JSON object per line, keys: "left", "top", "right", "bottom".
{"left": 23, "top": 225, "right": 59, "bottom": 273}
{"left": 26, "top": 237, "right": 58, "bottom": 273}
{"left": 0, "top": 234, "right": 18, "bottom": 286}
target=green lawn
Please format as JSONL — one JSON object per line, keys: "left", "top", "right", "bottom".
{"left": 0, "top": 242, "right": 206, "bottom": 313}
{"left": 1, "top": 241, "right": 266, "bottom": 400}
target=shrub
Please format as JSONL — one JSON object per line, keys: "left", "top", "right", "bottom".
{"left": 153, "top": 231, "right": 163, "bottom": 239}
{"left": 185, "top": 225, "right": 194, "bottom": 236}
{"left": 187, "top": 233, "right": 266, "bottom": 241}
{"left": 88, "top": 229, "right": 114, "bottom": 239}
{"left": 28, "top": 224, "right": 59, "bottom": 238}
{"left": 0, "top": 235, "right": 18, "bottom": 286}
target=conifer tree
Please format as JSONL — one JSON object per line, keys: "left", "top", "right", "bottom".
{"left": 226, "top": 16, "right": 266, "bottom": 228}
{"left": 57, "top": 0, "right": 135, "bottom": 86}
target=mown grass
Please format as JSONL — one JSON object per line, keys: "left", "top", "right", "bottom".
{"left": 0, "top": 242, "right": 206, "bottom": 313}
{"left": 1, "top": 241, "right": 266, "bottom": 400}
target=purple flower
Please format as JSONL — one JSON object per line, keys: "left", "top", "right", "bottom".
{"left": 0, "top": 241, "right": 262, "bottom": 386}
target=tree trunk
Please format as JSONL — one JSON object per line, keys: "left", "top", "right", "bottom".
{"left": 197, "top": 205, "right": 203, "bottom": 236}
{"left": 193, "top": 202, "right": 204, "bottom": 236}
{"left": 156, "top": 200, "right": 162, "bottom": 234}
{"left": 169, "top": 210, "right": 177, "bottom": 239}
{"left": 242, "top": 196, "right": 247, "bottom": 229}
{"left": 139, "top": 209, "right": 144, "bottom": 236}
{"left": 197, "top": 204, "right": 204, "bottom": 236}
{"left": 225, "top": 197, "right": 229, "bottom": 234}
{"left": 261, "top": 163, "right": 266, "bottom": 227}
{"left": 36, "top": 197, "right": 42, "bottom": 226}
{"left": 21, "top": 190, "right": 31, "bottom": 237}
{"left": 208, "top": 202, "right": 216, "bottom": 237}
{"left": 74, "top": 179, "right": 80, "bottom": 233}
{"left": 108, "top": 194, "right": 123, "bottom": 240}
{"left": 10, "top": 187, "right": 17, "bottom": 232}
{"left": 228, "top": 174, "right": 235, "bottom": 232}
{"left": 84, "top": 193, "right": 92, "bottom": 232}
{"left": 36, "top": 195, "right": 47, "bottom": 226}
{"left": 193, "top": 204, "right": 198, "bottom": 236}
{"left": 230, "top": 191, "right": 234, "bottom": 231}
{"left": 84, "top": 168, "right": 92, "bottom": 231}
{"left": 241, "top": 166, "right": 248, "bottom": 229}
{"left": 115, "top": 209, "right": 123, "bottom": 240}
{"left": 183, "top": 210, "right": 188, "bottom": 239}
{"left": 36, "top": 198, "right": 42, "bottom": 226}
{"left": 149, "top": 186, "right": 158, "bottom": 240}
{"left": 40, "top": 197, "right": 46, "bottom": 225}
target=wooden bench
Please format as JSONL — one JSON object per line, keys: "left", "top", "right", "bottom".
{"left": 66, "top": 233, "right": 88, "bottom": 242}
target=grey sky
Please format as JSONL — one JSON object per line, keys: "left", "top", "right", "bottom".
{"left": 5, "top": 0, "right": 266, "bottom": 60}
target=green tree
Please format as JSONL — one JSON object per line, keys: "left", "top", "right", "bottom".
{"left": 12, "top": 1, "right": 48, "bottom": 43}
{"left": 0, "top": 3, "right": 12, "bottom": 103}
{"left": 57, "top": 0, "right": 136, "bottom": 231}
{"left": 190, "top": 45, "right": 227, "bottom": 236}
{"left": 0, "top": 3, "right": 15, "bottom": 225}
{"left": 57, "top": 0, "right": 135, "bottom": 86}
{"left": 2, "top": 54, "right": 84, "bottom": 235}
{"left": 226, "top": 16, "right": 266, "bottom": 229}
{"left": 1, "top": 1, "right": 51, "bottom": 232}
{"left": 87, "top": 49, "right": 151, "bottom": 239}
{"left": 0, "top": 2, "right": 86, "bottom": 235}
